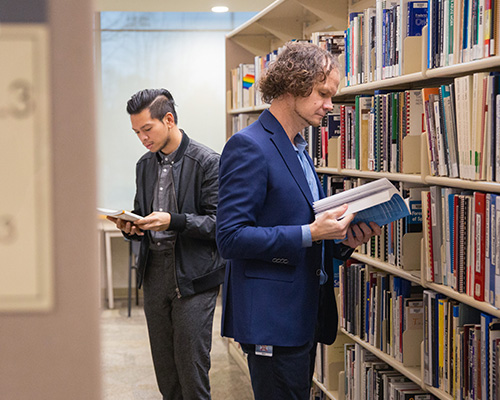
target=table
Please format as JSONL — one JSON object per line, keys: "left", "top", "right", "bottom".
{"left": 97, "top": 218, "right": 123, "bottom": 309}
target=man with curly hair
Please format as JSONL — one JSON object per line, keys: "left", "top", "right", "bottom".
{"left": 216, "top": 41, "right": 380, "bottom": 399}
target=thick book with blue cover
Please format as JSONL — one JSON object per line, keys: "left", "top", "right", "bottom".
{"left": 313, "top": 178, "right": 410, "bottom": 230}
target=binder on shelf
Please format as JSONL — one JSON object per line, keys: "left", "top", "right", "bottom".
{"left": 422, "top": 190, "right": 434, "bottom": 282}
{"left": 422, "top": 87, "right": 440, "bottom": 176}
{"left": 429, "top": 186, "right": 444, "bottom": 285}
{"left": 402, "top": 89, "right": 424, "bottom": 173}
{"left": 327, "top": 105, "right": 342, "bottom": 169}
{"left": 474, "top": 192, "right": 487, "bottom": 301}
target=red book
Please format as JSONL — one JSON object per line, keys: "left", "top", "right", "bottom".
{"left": 321, "top": 121, "right": 328, "bottom": 167}
{"left": 473, "top": 192, "right": 486, "bottom": 301}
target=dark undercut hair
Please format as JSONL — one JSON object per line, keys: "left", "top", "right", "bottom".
{"left": 258, "top": 41, "right": 339, "bottom": 104}
{"left": 126, "top": 88, "right": 178, "bottom": 124}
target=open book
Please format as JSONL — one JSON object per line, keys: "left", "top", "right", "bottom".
{"left": 97, "top": 207, "right": 143, "bottom": 222}
{"left": 313, "top": 178, "right": 410, "bottom": 228}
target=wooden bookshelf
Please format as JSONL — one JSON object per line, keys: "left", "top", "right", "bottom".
{"left": 227, "top": 104, "right": 269, "bottom": 115}
{"left": 341, "top": 329, "right": 454, "bottom": 400}
{"left": 311, "top": 377, "right": 339, "bottom": 400}
{"left": 225, "top": 0, "right": 500, "bottom": 399}
{"left": 225, "top": 0, "right": 348, "bottom": 139}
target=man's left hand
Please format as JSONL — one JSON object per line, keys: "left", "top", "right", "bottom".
{"left": 342, "top": 221, "right": 381, "bottom": 249}
{"left": 134, "top": 212, "right": 171, "bottom": 231}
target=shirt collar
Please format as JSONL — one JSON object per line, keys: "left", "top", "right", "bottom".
{"left": 293, "top": 133, "right": 307, "bottom": 153}
{"left": 156, "top": 145, "right": 179, "bottom": 165}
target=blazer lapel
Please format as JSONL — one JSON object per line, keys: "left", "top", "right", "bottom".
{"left": 260, "top": 110, "right": 315, "bottom": 207}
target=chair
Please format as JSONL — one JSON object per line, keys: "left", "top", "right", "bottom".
{"left": 128, "top": 240, "right": 140, "bottom": 317}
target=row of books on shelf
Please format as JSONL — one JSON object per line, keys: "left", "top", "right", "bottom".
{"left": 345, "top": 0, "right": 428, "bottom": 86}
{"left": 344, "top": 344, "right": 435, "bottom": 400}
{"left": 422, "top": 289, "right": 500, "bottom": 399}
{"left": 308, "top": 71, "right": 500, "bottom": 182}
{"left": 306, "top": 90, "right": 423, "bottom": 174}
{"left": 338, "top": 258, "right": 500, "bottom": 399}
{"left": 313, "top": 335, "right": 437, "bottom": 400}
{"left": 230, "top": 63, "right": 258, "bottom": 110}
{"left": 229, "top": 33, "right": 345, "bottom": 111}
{"left": 231, "top": 113, "right": 259, "bottom": 136}
{"left": 339, "top": 261, "right": 424, "bottom": 365}
{"left": 425, "top": 72, "right": 500, "bottom": 181}
{"left": 427, "top": 0, "right": 500, "bottom": 69}
{"left": 345, "top": 0, "right": 500, "bottom": 86}
{"left": 422, "top": 187, "right": 500, "bottom": 306}
{"left": 322, "top": 174, "right": 500, "bottom": 308}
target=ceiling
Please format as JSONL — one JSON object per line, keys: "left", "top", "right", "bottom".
{"left": 94, "top": 0, "right": 276, "bottom": 12}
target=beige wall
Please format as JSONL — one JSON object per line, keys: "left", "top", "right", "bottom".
{"left": 0, "top": 0, "right": 101, "bottom": 398}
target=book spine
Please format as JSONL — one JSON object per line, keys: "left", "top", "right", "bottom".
{"left": 473, "top": 192, "right": 486, "bottom": 301}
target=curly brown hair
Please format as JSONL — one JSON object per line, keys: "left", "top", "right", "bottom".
{"left": 258, "top": 41, "right": 339, "bottom": 104}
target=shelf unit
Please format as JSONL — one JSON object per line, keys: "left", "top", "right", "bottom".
{"left": 225, "top": 0, "right": 500, "bottom": 399}
{"left": 340, "top": 330, "right": 454, "bottom": 400}
{"left": 225, "top": 0, "right": 348, "bottom": 139}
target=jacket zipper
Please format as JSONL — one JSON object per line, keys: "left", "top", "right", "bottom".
{"left": 171, "top": 163, "right": 182, "bottom": 299}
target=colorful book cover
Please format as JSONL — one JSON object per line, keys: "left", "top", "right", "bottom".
{"left": 407, "top": 1, "right": 428, "bottom": 36}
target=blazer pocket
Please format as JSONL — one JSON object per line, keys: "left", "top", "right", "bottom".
{"left": 244, "top": 261, "right": 296, "bottom": 282}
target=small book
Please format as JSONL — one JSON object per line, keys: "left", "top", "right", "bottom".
{"left": 313, "top": 178, "right": 410, "bottom": 229}
{"left": 97, "top": 207, "right": 143, "bottom": 222}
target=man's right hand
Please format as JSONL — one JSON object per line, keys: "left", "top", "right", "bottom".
{"left": 309, "top": 204, "right": 354, "bottom": 241}
{"left": 106, "top": 216, "right": 144, "bottom": 236}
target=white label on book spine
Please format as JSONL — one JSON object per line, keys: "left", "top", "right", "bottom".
{"left": 0, "top": 24, "right": 53, "bottom": 312}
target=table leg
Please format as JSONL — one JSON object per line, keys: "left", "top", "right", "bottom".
{"left": 104, "top": 232, "right": 114, "bottom": 309}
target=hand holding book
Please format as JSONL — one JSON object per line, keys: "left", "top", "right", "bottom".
{"left": 314, "top": 178, "right": 410, "bottom": 226}
{"left": 97, "top": 207, "right": 145, "bottom": 236}
{"left": 313, "top": 178, "right": 410, "bottom": 243}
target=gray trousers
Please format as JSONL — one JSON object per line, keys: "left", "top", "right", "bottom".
{"left": 143, "top": 250, "right": 219, "bottom": 400}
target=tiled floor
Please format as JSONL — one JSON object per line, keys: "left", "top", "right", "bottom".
{"left": 100, "top": 296, "right": 253, "bottom": 400}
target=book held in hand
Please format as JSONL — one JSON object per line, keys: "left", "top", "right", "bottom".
{"left": 313, "top": 178, "right": 410, "bottom": 229}
{"left": 97, "top": 207, "right": 143, "bottom": 222}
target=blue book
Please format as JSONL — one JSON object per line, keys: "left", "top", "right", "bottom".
{"left": 462, "top": 0, "right": 469, "bottom": 58}
{"left": 327, "top": 110, "right": 341, "bottom": 138}
{"left": 481, "top": 313, "right": 495, "bottom": 400}
{"left": 407, "top": 1, "right": 428, "bottom": 36}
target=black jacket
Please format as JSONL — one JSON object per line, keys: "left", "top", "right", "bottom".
{"left": 128, "top": 131, "right": 225, "bottom": 296}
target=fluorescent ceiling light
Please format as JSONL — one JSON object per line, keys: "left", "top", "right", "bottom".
{"left": 211, "top": 6, "right": 229, "bottom": 12}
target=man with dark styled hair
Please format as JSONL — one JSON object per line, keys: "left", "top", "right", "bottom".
{"left": 216, "top": 41, "right": 381, "bottom": 399}
{"left": 107, "top": 88, "right": 225, "bottom": 400}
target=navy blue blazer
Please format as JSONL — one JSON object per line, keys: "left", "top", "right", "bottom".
{"left": 217, "top": 109, "right": 351, "bottom": 347}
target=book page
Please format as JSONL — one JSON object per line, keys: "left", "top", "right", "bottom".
{"left": 97, "top": 208, "right": 143, "bottom": 222}
{"left": 314, "top": 178, "right": 396, "bottom": 214}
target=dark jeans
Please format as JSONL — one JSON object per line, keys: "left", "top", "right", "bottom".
{"left": 143, "top": 250, "right": 219, "bottom": 400}
{"left": 240, "top": 340, "right": 316, "bottom": 400}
